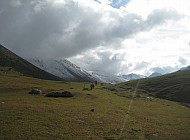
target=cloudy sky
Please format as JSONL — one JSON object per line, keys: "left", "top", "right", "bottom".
{"left": 0, "top": 0, "right": 190, "bottom": 76}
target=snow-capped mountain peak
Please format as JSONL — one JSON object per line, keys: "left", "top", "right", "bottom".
{"left": 88, "top": 70, "right": 126, "bottom": 84}
{"left": 28, "top": 58, "right": 99, "bottom": 82}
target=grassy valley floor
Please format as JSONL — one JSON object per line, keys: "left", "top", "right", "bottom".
{"left": 0, "top": 67, "right": 190, "bottom": 140}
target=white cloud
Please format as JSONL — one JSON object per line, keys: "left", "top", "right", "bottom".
{"left": 125, "top": 0, "right": 190, "bottom": 19}
{"left": 0, "top": 0, "right": 190, "bottom": 75}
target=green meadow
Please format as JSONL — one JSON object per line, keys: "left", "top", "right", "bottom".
{"left": 0, "top": 67, "right": 190, "bottom": 140}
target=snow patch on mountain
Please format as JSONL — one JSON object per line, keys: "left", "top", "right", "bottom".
{"left": 28, "top": 58, "right": 99, "bottom": 82}
{"left": 89, "top": 71, "right": 148, "bottom": 83}
{"left": 88, "top": 71, "right": 126, "bottom": 84}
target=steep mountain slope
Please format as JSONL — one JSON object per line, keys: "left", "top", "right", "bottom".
{"left": 117, "top": 70, "right": 190, "bottom": 104}
{"left": 28, "top": 59, "right": 100, "bottom": 82}
{"left": 185, "top": 65, "right": 190, "bottom": 70}
{"left": 181, "top": 65, "right": 190, "bottom": 71}
{"left": 0, "top": 44, "right": 63, "bottom": 81}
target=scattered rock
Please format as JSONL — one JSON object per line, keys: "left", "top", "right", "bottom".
{"left": 147, "top": 97, "right": 154, "bottom": 100}
{"left": 90, "top": 109, "right": 95, "bottom": 112}
{"left": 152, "top": 133, "right": 159, "bottom": 136}
{"left": 111, "top": 128, "right": 121, "bottom": 134}
{"left": 145, "top": 132, "right": 159, "bottom": 139}
{"left": 29, "top": 89, "right": 42, "bottom": 95}
{"left": 1, "top": 102, "right": 5, "bottom": 104}
{"left": 45, "top": 91, "right": 74, "bottom": 98}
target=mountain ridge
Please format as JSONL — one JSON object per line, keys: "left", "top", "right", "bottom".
{"left": 117, "top": 70, "right": 190, "bottom": 104}
{"left": 89, "top": 70, "right": 126, "bottom": 84}
{"left": 28, "top": 58, "right": 102, "bottom": 82}
{"left": 180, "top": 65, "right": 190, "bottom": 71}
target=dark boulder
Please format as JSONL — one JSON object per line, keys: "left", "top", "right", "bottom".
{"left": 45, "top": 91, "right": 74, "bottom": 98}
{"left": 29, "top": 89, "right": 42, "bottom": 95}
{"left": 90, "top": 109, "right": 95, "bottom": 112}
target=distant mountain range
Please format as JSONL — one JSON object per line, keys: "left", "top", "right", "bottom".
{"left": 28, "top": 59, "right": 152, "bottom": 83}
{"left": 28, "top": 59, "right": 144, "bottom": 83}
{"left": 89, "top": 72, "right": 162, "bottom": 83}
{"left": 27, "top": 59, "right": 151, "bottom": 83}
{"left": 0, "top": 44, "right": 144, "bottom": 83}
{"left": 1, "top": 43, "right": 189, "bottom": 83}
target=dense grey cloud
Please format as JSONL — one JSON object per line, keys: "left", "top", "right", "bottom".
{"left": 82, "top": 51, "right": 123, "bottom": 74}
{"left": 150, "top": 66, "right": 177, "bottom": 74}
{"left": 144, "top": 9, "right": 182, "bottom": 30}
{"left": 132, "top": 61, "right": 150, "bottom": 71}
{"left": 0, "top": 0, "right": 182, "bottom": 59}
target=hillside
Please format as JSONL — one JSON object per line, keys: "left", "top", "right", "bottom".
{"left": 117, "top": 70, "right": 190, "bottom": 104}
{"left": 0, "top": 67, "right": 190, "bottom": 140}
{"left": 0, "top": 44, "right": 63, "bottom": 81}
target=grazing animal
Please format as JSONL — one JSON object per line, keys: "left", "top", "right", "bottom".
{"left": 90, "top": 84, "right": 94, "bottom": 90}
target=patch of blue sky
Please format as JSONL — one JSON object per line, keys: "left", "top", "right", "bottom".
{"left": 110, "top": 0, "right": 130, "bottom": 9}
